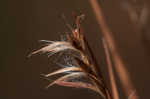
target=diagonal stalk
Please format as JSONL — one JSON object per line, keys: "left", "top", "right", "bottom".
{"left": 103, "top": 38, "right": 119, "bottom": 99}
{"left": 89, "top": 0, "right": 139, "bottom": 99}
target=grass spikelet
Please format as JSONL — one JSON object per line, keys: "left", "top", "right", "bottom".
{"left": 30, "top": 14, "right": 112, "bottom": 99}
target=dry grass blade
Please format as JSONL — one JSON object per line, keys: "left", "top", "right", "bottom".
{"left": 89, "top": 0, "right": 139, "bottom": 98}
{"left": 103, "top": 38, "right": 119, "bottom": 99}
{"left": 29, "top": 41, "right": 77, "bottom": 56}
{"left": 54, "top": 81, "right": 100, "bottom": 93}
{"left": 44, "top": 67, "right": 82, "bottom": 77}
{"left": 46, "top": 72, "right": 85, "bottom": 88}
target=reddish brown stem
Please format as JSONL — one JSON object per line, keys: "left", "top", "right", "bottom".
{"left": 89, "top": 0, "right": 139, "bottom": 99}
{"left": 103, "top": 39, "right": 119, "bottom": 99}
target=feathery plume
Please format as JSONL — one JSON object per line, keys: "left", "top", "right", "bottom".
{"left": 30, "top": 14, "right": 112, "bottom": 99}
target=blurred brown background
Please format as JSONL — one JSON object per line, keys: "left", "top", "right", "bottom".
{"left": 1, "top": 0, "right": 150, "bottom": 99}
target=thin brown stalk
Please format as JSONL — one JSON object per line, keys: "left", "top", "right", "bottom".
{"left": 103, "top": 39, "right": 119, "bottom": 99}
{"left": 89, "top": 0, "right": 139, "bottom": 98}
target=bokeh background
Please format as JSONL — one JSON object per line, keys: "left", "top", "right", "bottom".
{"left": 1, "top": 0, "right": 150, "bottom": 99}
